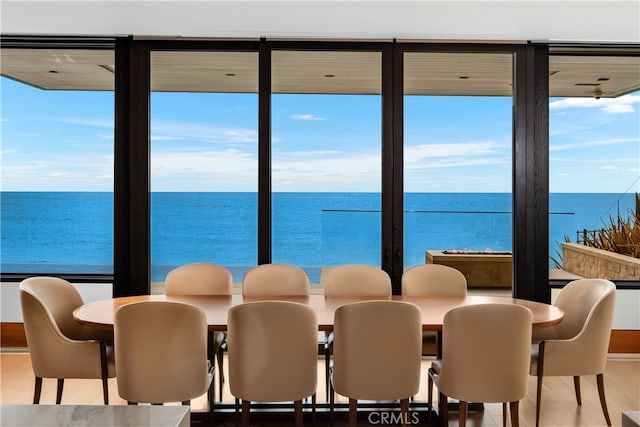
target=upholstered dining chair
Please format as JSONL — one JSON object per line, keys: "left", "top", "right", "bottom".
{"left": 242, "top": 263, "right": 310, "bottom": 296}
{"left": 114, "top": 300, "right": 214, "bottom": 415}
{"left": 19, "top": 276, "right": 115, "bottom": 404}
{"left": 331, "top": 300, "right": 422, "bottom": 427}
{"left": 165, "top": 262, "right": 233, "bottom": 398}
{"left": 427, "top": 303, "right": 532, "bottom": 427}
{"left": 530, "top": 278, "right": 616, "bottom": 427}
{"left": 402, "top": 264, "right": 467, "bottom": 356}
{"left": 322, "top": 264, "right": 392, "bottom": 401}
{"left": 227, "top": 301, "right": 318, "bottom": 427}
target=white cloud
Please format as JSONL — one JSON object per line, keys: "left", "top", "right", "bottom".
{"left": 290, "top": 114, "right": 325, "bottom": 121}
{"left": 272, "top": 151, "right": 381, "bottom": 191}
{"left": 599, "top": 165, "right": 619, "bottom": 171}
{"left": 549, "top": 94, "right": 640, "bottom": 114}
{"left": 404, "top": 142, "right": 505, "bottom": 169}
{"left": 39, "top": 117, "right": 114, "bottom": 128}
{"left": 285, "top": 150, "right": 342, "bottom": 157}
{"left": 1, "top": 151, "right": 115, "bottom": 191}
{"left": 550, "top": 137, "right": 638, "bottom": 152}
{"left": 151, "top": 148, "right": 258, "bottom": 191}
{"left": 152, "top": 120, "right": 257, "bottom": 144}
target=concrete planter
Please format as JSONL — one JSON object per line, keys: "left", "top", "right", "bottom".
{"left": 425, "top": 250, "right": 512, "bottom": 288}
{"left": 562, "top": 243, "right": 640, "bottom": 280}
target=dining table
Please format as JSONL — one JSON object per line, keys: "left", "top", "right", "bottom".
{"left": 74, "top": 293, "right": 563, "bottom": 333}
{"left": 73, "top": 293, "right": 563, "bottom": 420}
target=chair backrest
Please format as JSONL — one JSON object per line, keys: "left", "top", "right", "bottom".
{"left": 545, "top": 278, "right": 616, "bottom": 340}
{"left": 114, "top": 301, "right": 210, "bottom": 403}
{"left": 438, "top": 303, "right": 532, "bottom": 403}
{"left": 332, "top": 300, "right": 422, "bottom": 401}
{"left": 533, "top": 278, "right": 616, "bottom": 375}
{"left": 227, "top": 301, "right": 317, "bottom": 402}
{"left": 401, "top": 264, "right": 467, "bottom": 296}
{"left": 20, "top": 282, "right": 72, "bottom": 378}
{"left": 242, "top": 263, "right": 310, "bottom": 296}
{"left": 19, "top": 276, "right": 100, "bottom": 341}
{"left": 20, "top": 277, "right": 110, "bottom": 379}
{"left": 322, "top": 264, "right": 391, "bottom": 297}
{"left": 165, "top": 262, "right": 233, "bottom": 295}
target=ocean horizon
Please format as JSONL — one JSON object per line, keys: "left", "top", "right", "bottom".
{"left": 1, "top": 191, "right": 636, "bottom": 282}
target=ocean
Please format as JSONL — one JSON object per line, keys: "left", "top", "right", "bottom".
{"left": 1, "top": 192, "right": 636, "bottom": 283}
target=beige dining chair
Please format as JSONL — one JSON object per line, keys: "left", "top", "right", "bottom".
{"left": 530, "top": 278, "right": 616, "bottom": 427}
{"left": 227, "top": 301, "right": 318, "bottom": 427}
{"left": 428, "top": 303, "right": 532, "bottom": 427}
{"left": 165, "top": 262, "right": 232, "bottom": 398}
{"left": 331, "top": 300, "right": 422, "bottom": 427}
{"left": 242, "top": 263, "right": 310, "bottom": 296}
{"left": 114, "top": 300, "right": 215, "bottom": 416}
{"left": 322, "top": 264, "right": 392, "bottom": 401}
{"left": 402, "top": 264, "right": 467, "bottom": 356}
{"left": 19, "top": 276, "right": 115, "bottom": 404}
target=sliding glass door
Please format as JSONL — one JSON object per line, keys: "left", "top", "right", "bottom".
{"left": 271, "top": 50, "right": 383, "bottom": 284}
{"left": 403, "top": 51, "right": 514, "bottom": 288}
{"left": 150, "top": 51, "right": 259, "bottom": 283}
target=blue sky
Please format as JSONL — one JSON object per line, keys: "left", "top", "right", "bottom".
{"left": 1, "top": 76, "right": 638, "bottom": 193}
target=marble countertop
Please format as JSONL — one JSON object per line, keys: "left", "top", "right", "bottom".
{"left": 0, "top": 404, "right": 189, "bottom": 427}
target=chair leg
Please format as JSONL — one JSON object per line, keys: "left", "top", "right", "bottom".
{"left": 502, "top": 402, "right": 507, "bottom": 427}
{"left": 329, "top": 381, "right": 335, "bottom": 426}
{"left": 294, "top": 399, "right": 304, "bottom": 427}
{"left": 33, "top": 376, "right": 42, "bottom": 404}
{"left": 311, "top": 393, "right": 317, "bottom": 425}
{"left": 573, "top": 376, "right": 582, "bottom": 405}
{"left": 216, "top": 337, "right": 225, "bottom": 400}
{"left": 427, "top": 373, "right": 433, "bottom": 426}
{"left": 55, "top": 378, "right": 64, "bottom": 404}
{"left": 241, "top": 400, "right": 250, "bottom": 427}
{"left": 400, "top": 398, "right": 409, "bottom": 427}
{"left": 235, "top": 398, "right": 240, "bottom": 427}
{"left": 535, "top": 341, "right": 545, "bottom": 427}
{"left": 208, "top": 368, "right": 215, "bottom": 426}
{"left": 535, "top": 374, "right": 543, "bottom": 427}
{"left": 348, "top": 398, "right": 357, "bottom": 427}
{"left": 458, "top": 400, "right": 467, "bottom": 427}
{"left": 99, "top": 341, "right": 109, "bottom": 405}
{"left": 596, "top": 373, "right": 612, "bottom": 426}
{"left": 510, "top": 401, "right": 519, "bottom": 427}
{"left": 439, "top": 392, "right": 448, "bottom": 427}
{"left": 324, "top": 341, "right": 331, "bottom": 402}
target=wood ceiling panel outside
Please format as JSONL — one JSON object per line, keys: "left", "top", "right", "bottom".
{"left": 272, "top": 51, "right": 381, "bottom": 94}
{"left": 151, "top": 51, "right": 258, "bottom": 93}
{"left": 1, "top": 48, "right": 638, "bottom": 97}
{"left": 0, "top": 49, "right": 114, "bottom": 90}
{"left": 404, "top": 52, "right": 513, "bottom": 96}
{"left": 549, "top": 56, "right": 640, "bottom": 97}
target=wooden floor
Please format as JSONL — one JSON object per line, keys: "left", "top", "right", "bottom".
{"left": 1, "top": 349, "right": 638, "bottom": 426}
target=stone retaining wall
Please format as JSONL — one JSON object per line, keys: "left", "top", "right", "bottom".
{"left": 562, "top": 243, "right": 640, "bottom": 279}
{"left": 425, "top": 250, "right": 512, "bottom": 288}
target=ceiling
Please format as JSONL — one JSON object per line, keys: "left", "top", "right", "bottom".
{"left": 1, "top": 48, "right": 639, "bottom": 97}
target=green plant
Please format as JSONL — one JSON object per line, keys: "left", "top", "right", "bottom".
{"left": 581, "top": 193, "right": 640, "bottom": 259}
